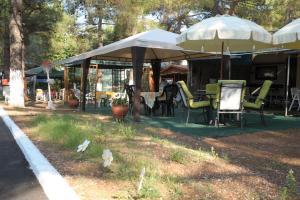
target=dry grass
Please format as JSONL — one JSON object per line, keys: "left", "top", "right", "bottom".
{"left": 2, "top": 102, "right": 300, "bottom": 200}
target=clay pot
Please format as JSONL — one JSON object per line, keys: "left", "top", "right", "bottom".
{"left": 111, "top": 105, "right": 129, "bottom": 120}
{"left": 2, "top": 79, "right": 9, "bottom": 86}
{"left": 68, "top": 99, "right": 79, "bottom": 108}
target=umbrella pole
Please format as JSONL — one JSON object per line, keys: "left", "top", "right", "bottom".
{"left": 228, "top": 56, "right": 231, "bottom": 80}
{"left": 285, "top": 55, "right": 291, "bottom": 117}
{"left": 220, "top": 41, "right": 224, "bottom": 79}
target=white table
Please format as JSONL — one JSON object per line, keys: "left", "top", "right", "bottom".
{"left": 140, "top": 92, "right": 161, "bottom": 109}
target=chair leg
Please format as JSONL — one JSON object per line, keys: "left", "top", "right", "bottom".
{"left": 217, "top": 112, "right": 220, "bottom": 128}
{"left": 240, "top": 113, "right": 244, "bottom": 129}
{"left": 130, "top": 103, "right": 133, "bottom": 115}
{"left": 260, "top": 108, "right": 266, "bottom": 126}
{"left": 297, "top": 96, "right": 300, "bottom": 111}
{"left": 186, "top": 109, "right": 190, "bottom": 125}
{"left": 289, "top": 96, "right": 296, "bottom": 111}
{"left": 172, "top": 104, "right": 175, "bottom": 116}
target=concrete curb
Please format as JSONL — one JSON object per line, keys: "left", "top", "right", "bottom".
{"left": 0, "top": 106, "right": 80, "bottom": 200}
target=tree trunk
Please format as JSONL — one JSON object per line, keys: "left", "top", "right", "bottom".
{"left": 96, "top": 3, "right": 104, "bottom": 47}
{"left": 9, "top": 0, "right": 25, "bottom": 107}
{"left": 3, "top": 19, "right": 10, "bottom": 78}
{"left": 98, "top": 16, "right": 103, "bottom": 47}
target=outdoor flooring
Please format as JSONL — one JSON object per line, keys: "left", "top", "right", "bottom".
{"left": 2, "top": 102, "right": 300, "bottom": 199}
{"left": 86, "top": 105, "right": 300, "bottom": 137}
{"left": 0, "top": 118, "right": 47, "bottom": 200}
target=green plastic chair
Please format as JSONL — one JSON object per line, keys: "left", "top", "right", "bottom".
{"left": 177, "top": 81, "right": 210, "bottom": 124}
{"left": 205, "top": 83, "right": 219, "bottom": 109}
{"left": 243, "top": 80, "right": 272, "bottom": 125}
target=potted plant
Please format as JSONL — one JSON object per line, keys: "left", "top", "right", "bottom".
{"left": 111, "top": 97, "right": 129, "bottom": 121}
{"left": 68, "top": 90, "right": 79, "bottom": 108}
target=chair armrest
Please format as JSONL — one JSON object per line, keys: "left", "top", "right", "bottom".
{"left": 251, "top": 87, "right": 261, "bottom": 95}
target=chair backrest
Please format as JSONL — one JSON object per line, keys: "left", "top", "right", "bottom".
{"left": 73, "top": 88, "right": 81, "bottom": 100}
{"left": 164, "top": 84, "right": 179, "bottom": 103}
{"left": 3, "top": 86, "right": 10, "bottom": 97}
{"left": 206, "top": 83, "right": 220, "bottom": 109}
{"left": 205, "top": 83, "right": 218, "bottom": 99}
{"left": 255, "top": 80, "right": 272, "bottom": 107}
{"left": 176, "top": 82, "right": 188, "bottom": 107}
{"left": 125, "top": 84, "right": 135, "bottom": 103}
{"left": 177, "top": 81, "right": 193, "bottom": 99}
{"left": 291, "top": 87, "right": 298, "bottom": 98}
{"left": 218, "top": 80, "right": 246, "bottom": 111}
{"left": 36, "top": 89, "right": 43, "bottom": 95}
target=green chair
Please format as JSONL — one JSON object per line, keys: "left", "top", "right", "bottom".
{"left": 243, "top": 80, "right": 272, "bottom": 125}
{"left": 177, "top": 81, "right": 210, "bottom": 124}
{"left": 205, "top": 83, "right": 219, "bottom": 109}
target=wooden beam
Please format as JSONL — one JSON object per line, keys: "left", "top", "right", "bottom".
{"left": 64, "top": 67, "right": 69, "bottom": 103}
{"left": 151, "top": 59, "right": 161, "bottom": 92}
{"left": 81, "top": 58, "right": 91, "bottom": 111}
{"left": 132, "top": 47, "right": 146, "bottom": 121}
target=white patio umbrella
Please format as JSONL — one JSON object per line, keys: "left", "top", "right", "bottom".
{"left": 273, "top": 18, "right": 300, "bottom": 49}
{"left": 273, "top": 18, "right": 300, "bottom": 116}
{"left": 177, "top": 14, "right": 272, "bottom": 79}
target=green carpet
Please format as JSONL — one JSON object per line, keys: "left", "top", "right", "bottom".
{"left": 86, "top": 105, "right": 300, "bottom": 138}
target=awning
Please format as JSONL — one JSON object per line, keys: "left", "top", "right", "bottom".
{"left": 57, "top": 29, "right": 208, "bottom": 66}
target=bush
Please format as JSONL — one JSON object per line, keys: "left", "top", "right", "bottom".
{"left": 280, "top": 169, "right": 298, "bottom": 200}
{"left": 169, "top": 150, "right": 186, "bottom": 164}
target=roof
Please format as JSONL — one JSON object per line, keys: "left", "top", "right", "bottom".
{"left": 57, "top": 29, "right": 207, "bottom": 66}
{"left": 25, "top": 66, "right": 64, "bottom": 78}
{"left": 161, "top": 65, "right": 188, "bottom": 75}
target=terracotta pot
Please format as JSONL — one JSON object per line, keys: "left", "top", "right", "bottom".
{"left": 111, "top": 105, "right": 129, "bottom": 120}
{"left": 68, "top": 99, "right": 79, "bottom": 108}
{"left": 2, "top": 79, "right": 9, "bottom": 86}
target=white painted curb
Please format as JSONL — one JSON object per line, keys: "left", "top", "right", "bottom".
{"left": 0, "top": 107, "right": 80, "bottom": 200}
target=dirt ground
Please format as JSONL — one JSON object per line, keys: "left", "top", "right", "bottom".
{"left": 1, "top": 102, "right": 300, "bottom": 200}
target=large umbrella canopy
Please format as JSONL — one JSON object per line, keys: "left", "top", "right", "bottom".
{"left": 273, "top": 18, "right": 300, "bottom": 49}
{"left": 58, "top": 29, "right": 207, "bottom": 66}
{"left": 176, "top": 15, "right": 272, "bottom": 53}
{"left": 161, "top": 64, "right": 188, "bottom": 75}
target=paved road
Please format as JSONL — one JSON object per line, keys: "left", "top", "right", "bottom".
{"left": 0, "top": 119, "right": 47, "bottom": 200}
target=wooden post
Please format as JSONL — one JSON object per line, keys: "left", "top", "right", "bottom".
{"left": 80, "top": 64, "right": 84, "bottom": 107}
{"left": 151, "top": 59, "right": 161, "bottom": 92}
{"left": 94, "top": 64, "right": 99, "bottom": 108}
{"left": 285, "top": 55, "right": 291, "bottom": 117}
{"left": 187, "top": 60, "right": 193, "bottom": 88}
{"left": 64, "top": 67, "right": 69, "bottom": 103}
{"left": 81, "top": 58, "right": 91, "bottom": 111}
{"left": 220, "top": 41, "right": 224, "bottom": 80}
{"left": 132, "top": 47, "right": 146, "bottom": 121}
{"left": 223, "top": 55, "right": 231, "bottom": 80}
{"left": 297, "top": 55, "right": 300, "bottom": 88}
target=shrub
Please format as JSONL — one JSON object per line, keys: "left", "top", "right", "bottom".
{"left": 169, "top": 150, "right": 186, "bottom": 164}
{"left": 112, "top": 97, "right": 128, "bottom": 106}
{"left": 280, "top": 169, "right": 298, "bottom": 200}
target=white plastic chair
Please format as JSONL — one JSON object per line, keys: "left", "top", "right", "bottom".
{"left": 3, "top": 87, "right": 10, "bottom": 104}
{"left": 289, "top": 88, "right": 300, "bottom": 111}
{"left": 217, "top": 81, "right": 245, "bottom": 128}
{"left": 36, "top": 89, "right": 45, "bottom": 102}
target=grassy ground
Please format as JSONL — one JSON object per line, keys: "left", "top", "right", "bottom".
{"left": 2, "top": 102, "right": 300, "bottom": 200}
